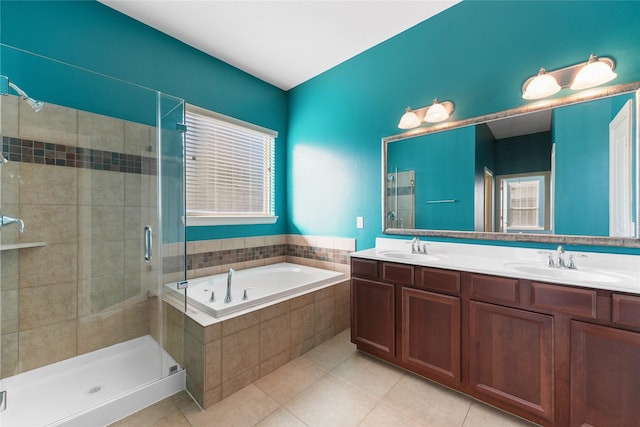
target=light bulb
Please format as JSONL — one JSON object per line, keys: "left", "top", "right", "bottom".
{"left": 571, "top": 55, "right": 617, "bottom": 90}
{"left": 424, "top": 99, "right": 450, "bottom": 123}
{"left": 523, "top": 68, "right": 561, "bottom": 100}
{"left": 398, "top": 107, "right": 421, "bottom": 129}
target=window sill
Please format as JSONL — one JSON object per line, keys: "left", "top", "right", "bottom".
{"left": 185, "top": 215, "right": 279, "bottom": 226}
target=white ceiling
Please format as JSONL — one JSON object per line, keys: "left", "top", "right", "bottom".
{"left": 99, "top": 0, "right": 460, "bottom": 90}
{"left": 487, "top": 110, "right": 552, "bottom": 140}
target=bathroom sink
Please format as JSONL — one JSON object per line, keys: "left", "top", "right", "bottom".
{"left": 377, "top": 250, "right": 442, "bottom": 263}
{"left": 503, "top": 263, "right": 635, "bottom": 285}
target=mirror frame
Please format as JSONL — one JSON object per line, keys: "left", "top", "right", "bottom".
{"left": 382, "top": 81, "right": 640, "bottom": 248}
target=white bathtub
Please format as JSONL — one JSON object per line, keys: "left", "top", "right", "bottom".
{"left": 183, "top": 262, "right": 346, "bottom": 317}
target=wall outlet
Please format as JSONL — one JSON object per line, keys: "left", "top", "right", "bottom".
{"left": 356, "top": 216, "right": 364, "bottom": 229}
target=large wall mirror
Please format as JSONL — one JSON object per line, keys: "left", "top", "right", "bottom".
{"left": 383, "top": 82, "right": 640, "bottom": 247}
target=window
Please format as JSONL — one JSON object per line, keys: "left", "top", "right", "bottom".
{"left": 497, "top": 173, "right": 550, "bottom": 233}
{"left": 508, "top": 180, "right": 539, "bottom": 228}
{"left": 185, "top": 105, "right": 277, "bottom": 225}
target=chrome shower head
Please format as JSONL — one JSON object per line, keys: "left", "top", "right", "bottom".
{"left": 7, "top": 81, "right": 45, "bottom": 112}
{"left": 24, "top": 97, "right": 45, "bottom": 112}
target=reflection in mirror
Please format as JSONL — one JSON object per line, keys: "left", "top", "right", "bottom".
{"left": 386, "top": 169, "right": 415, "bottom": 229}
{"left": 383, "top": 84, "right": 639, "bottom": 245}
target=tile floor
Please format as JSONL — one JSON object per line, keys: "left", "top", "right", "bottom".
{"left": 112, "top": 330, "right": 539, "bottom": 427}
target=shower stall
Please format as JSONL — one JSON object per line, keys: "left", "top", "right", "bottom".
{"left": 0, "top": 45, "right": 188, "bottom": 425}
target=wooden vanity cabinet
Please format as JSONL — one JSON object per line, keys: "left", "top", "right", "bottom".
{"left": 570, "top": 320, "right": 640, "bottom": 427}
{"left": 469, "top": 300, "right": 554, "bottom": 421}
{"left": 350, "top": 256, "right": 640, "bottom": 427}
{"left": 402, "top": 287, "right": 461, "bottom": 384}
{"left": 401, "top": 266, "right": 461, "bottom": 384}
{"left": 350, "top": 258, "right": 406, "bottom": 361}
{"left": 351, "top": 277, "right": 396, "bottom": 359}
{"left": 466, "top": 273, "right": 554, "bottom": 422}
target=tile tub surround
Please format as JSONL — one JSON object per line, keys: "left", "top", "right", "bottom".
{"left": 1, "top": 95, "right": 159, "bottom": 377}
{"left": 180, "top": 277, "right": 351, "bottom": 409}
{"left": 186, "top": 235, "right": 355, "bottom": 280}
{"left": 166, "top": 235, "right": 354, "bottom": 408}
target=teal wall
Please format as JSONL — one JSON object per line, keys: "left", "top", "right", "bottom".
{"left": 387, "top": 127, "right": 475, "bottom": 230}
{"left": 495, "top": 132, "right": 552, "bottom": 176}
{"left": 3, "top": 1, "right": 640, "bottom": 254}
{"left": 474, "top": 123, "right": 496, "bottom": 231}
{"left": 287, "top": 0, "right": 640, "bottom": 252}
{"left": 0, "top": 0, "right": 289, "bottom": 241}
{"left": 554, "top": 93, "right": 636, "bottom": 236}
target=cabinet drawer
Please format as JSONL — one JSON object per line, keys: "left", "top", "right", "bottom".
{"left": 351, "top": 258, "right": 378, "bottom": 280}
{"left": 414, "top": 267, "right": 460, "bottom": 295}
{"left": 612, "top": 294, "right": 640, "bottom": 328}
{"left": 468, "top": 274, "right": 520, "bottom": 305}
{"left": 382, "top": 262, "right": 414, "bottom": 285}
{"left": 531, "top": 282, "right": 596, "bottom": 319}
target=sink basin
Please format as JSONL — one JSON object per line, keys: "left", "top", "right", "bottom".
{"left": 377, "top": 250, "right": 443, "bottom": 263}
{"left": 503, "top": 263, "right": 636, "bottom": 285}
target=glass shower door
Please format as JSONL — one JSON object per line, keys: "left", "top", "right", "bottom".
{"left": 0, "top": 43, "right": 187, "bottom": 425}
{"left": 155, "top": 92, "right": 188, "bottom": 375}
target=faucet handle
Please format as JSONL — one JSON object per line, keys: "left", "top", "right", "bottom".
{"left": 537, "top": 251, "right": 555, "bottom": 267}
{"left": 567, "top": 254, "right": 587, "bottom": 269}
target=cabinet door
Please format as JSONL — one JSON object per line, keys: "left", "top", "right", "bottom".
{"left": 469, "top": 301, "right": 554, "bottom": 421}
{"left": 571, "top": 321, "right": 640, "bottom": 427}
{"left": 402, "top": 287, "right": 461, "bottom": 383}
{"left": 351, "top": 278, "right": 395, "bottom": 357}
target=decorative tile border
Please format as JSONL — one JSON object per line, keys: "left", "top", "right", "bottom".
{"left": 185, "top": 243, "right": 349, "bottom": 271}
{"left": 2, "top": 137, "right": 156, "bottom": 175}
{"left": 286, "top": 244, "right": 350, "bottom": 264}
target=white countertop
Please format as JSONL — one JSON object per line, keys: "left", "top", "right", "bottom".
{"left": 350, "top": 238, "right": 640, "bottom": 294}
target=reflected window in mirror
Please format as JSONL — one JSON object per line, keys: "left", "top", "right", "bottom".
{"left": 497, "top": 173, "right": 551, "bottom": 233}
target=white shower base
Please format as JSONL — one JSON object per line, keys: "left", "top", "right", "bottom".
{"left": 1, "top": 335, "right": 185, "bottom": 427}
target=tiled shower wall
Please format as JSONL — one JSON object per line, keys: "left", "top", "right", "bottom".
{"left": 0, "top": 94, "right": 159, "bottom": 377}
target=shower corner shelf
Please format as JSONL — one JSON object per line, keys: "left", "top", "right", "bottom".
{"left": 0, "top": 242, "right": 47, "bottom": 251}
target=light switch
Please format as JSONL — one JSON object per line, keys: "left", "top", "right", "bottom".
{"left": 356, "top": 216, "right": 364, "bottom": 229}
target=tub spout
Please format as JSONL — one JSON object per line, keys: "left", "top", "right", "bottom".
{"left": 224, "top": 268, "right": 235, "bottom": 303}
{"left": 1, "top": 215, "right": 24, "bottom": 233}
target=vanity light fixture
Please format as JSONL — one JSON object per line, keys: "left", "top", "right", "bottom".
{"left": 570, "top": 54, "right": 618, "bottom": 90}
{"left": 397, "top": 99, "right": 455, "bottom": 129}
{"left": 522, "top": 54, "right": 617, "bottom": 100}
{"left": 424, "top": 99, "right": 454, "bottom": 123}
{"left": 522, "top": 68, "right": 561, "bottom": 100}
{"left": 398, "top": 107, "right": 422, "bottom": 129}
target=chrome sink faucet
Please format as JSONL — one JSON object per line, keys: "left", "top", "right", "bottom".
{"left": 411, "top": 237, "right": 428, "bottom": 254}
{"left": 540, "top": 245, "right": 586, "bottom": 269}
{"left": 224, "top": 268, "right": 235, "bottom": 303}
{"left": 556, "top": 245, "right": 566, "bottom": 268}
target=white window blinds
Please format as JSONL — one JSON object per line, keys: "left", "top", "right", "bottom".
{"left": 185, "top": 105, "right": 276, "bottom": 218}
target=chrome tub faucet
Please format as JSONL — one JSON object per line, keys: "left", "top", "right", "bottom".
{"left": 224, "top": 268, "right": 235, "bottom": 303}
